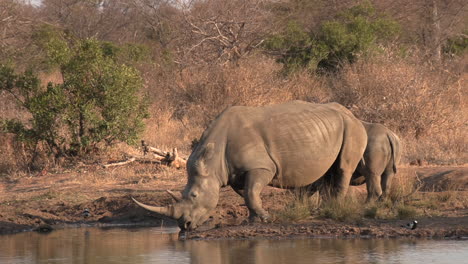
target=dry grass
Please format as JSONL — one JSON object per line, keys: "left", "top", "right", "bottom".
{"left": 318, "top": 197, "right": 364, "bottom": 222}
{"left": 273, "top": 188, "right": 366, "bottom": 223}
{"left": 411, "top": 188, "right": 468, "bottom": 217}
{"left": 386, "top": 168, "right": 421, "bottom": 204}
{"left": 138, "top": 55, "right": 332, "bottom": 160}
{"left": 274, "top": 193, "right": 313, "bottom": 223}
{"left": 328, "top": 50, "right": 466, "bottom": 165}
{"left": 1, "top": 49, "right": 466, "bottom": 172}
{"left": 402, "top": 129, "right": 467, "bottom": 165}
{"left": 395, "top": 205, "right": 418, "bottom": 219}
{"left": 142, "top": 109, "right": 202, "bottom": 154}
{"left": 360, "top": 169, "right": 468, "bottom": 219}
{"left": 364, "top": 170, "right": 422, "bottom": 219}
{"left": 273, "top": 188, "right": 327, "bottom": 223}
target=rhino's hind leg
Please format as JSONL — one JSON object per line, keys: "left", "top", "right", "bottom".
{"left": 363, "top": 159, "right": 386, "bottom": 202}
{"left": 380, "top": 167, "right": 395, "bottom": 199}
{"left": 333, "top": 125, "right": 367, "bottom": 199}
{"left": 317, "top": 162, "right": 352, "bottom": 200}
{"left": 331, "top": 167, "right": 354, "bottom": 199}
{"left": 366, "top": 171, "right": 383, "bottom": 202}
{"left": 244, "top": 168, "right": 273, "bottom": 222}
{"left": 231, "top": 187, "right": 245, "bottom": 198}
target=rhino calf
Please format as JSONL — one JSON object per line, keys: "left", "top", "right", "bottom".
{"left": 351, "top": 122, "right": 401, "bottom": 201}
{"left": 133, "top": 101, "right": 367, "bottom": 230}
{"left": 310, "top": 122, "right": 400, "bottom": 202}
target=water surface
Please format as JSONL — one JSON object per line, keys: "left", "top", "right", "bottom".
{"left": 1, "top": 227, "right": 467, "bottom": 264}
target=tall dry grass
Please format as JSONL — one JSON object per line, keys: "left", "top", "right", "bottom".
{"left": 328, "top": 50, "right": 466, "bottom": 165}
{"left": 140, "top": 55, "right": 331, "bottom": 155}
{"left": 1, "top": 49, "right": 466, "bottom": 172}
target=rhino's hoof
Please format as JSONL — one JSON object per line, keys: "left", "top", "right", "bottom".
{"left": 377, "top": 194, "right": 388, "bottom": 202}
{"left": 249, "top": 213, "right": 270, "bottom": 223}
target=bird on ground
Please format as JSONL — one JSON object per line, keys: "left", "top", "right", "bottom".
{"left": 82, "top": 208, "right": 91, "bottom": 218}
{"left": 401, "top": 220, "right": 418, "bottom": 230}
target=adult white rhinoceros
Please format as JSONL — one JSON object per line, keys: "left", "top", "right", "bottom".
{"left": 133, "top": 101, "right": 367, "bottom": 230}
{"left": 349, "top": 122, "right": 401, "bottom": 201}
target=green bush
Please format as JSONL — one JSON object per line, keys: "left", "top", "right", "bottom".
{"left": 264, "top": 21, "right": 328, "bottom": 73}
{"left": 1, "top": 33, "right": 148, "bottom": 159}
{"left": 443, "top": 33, "right": 468, "bottom": 56}
{"left": 32, "top": 25, "right": 71, "bottom": 70}
{"left": 264, "top": 1, "right": 400, "bottom": 72}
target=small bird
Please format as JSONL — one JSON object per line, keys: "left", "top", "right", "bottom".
{"left": 82, "top": 208, "right": 91, "bottom": 218}
{"left": 401, "top": 220, "right": 418, "bottom": 230}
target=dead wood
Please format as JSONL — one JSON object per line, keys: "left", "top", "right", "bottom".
{"left": 102, "top": 141, "right": 187, "bottom": 169}
{"left": 102, "top": 157, "right": 162, "bottom": 168}
{"left": 103, "top": 157, "right": 137, "bottom": 168}
{"left": 141, "top": 140, "right": 187, "bottom": 169}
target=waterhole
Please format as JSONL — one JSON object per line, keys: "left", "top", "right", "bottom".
{"left": 1, "top": 227, "right": 466, "bottom": 264}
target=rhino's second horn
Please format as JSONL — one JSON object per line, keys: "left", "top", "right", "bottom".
{"left": 166, "top": 190, "right": 182, "bottom": 202}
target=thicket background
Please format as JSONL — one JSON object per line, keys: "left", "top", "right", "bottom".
{"left": 1, "top": 0, "right": 466, "bottom": 173}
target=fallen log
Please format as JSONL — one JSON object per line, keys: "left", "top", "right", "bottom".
{"left": 102, "top": 157, "right": 162, "bottom": 168}
{"left": 102, "top": 141, "right": 187, "bottom": 169}
{"left": 141, "top": 140, "right": 187, "bottom": 169}
{"left": 103, "top": 157, "right": 137, "bottom": 168}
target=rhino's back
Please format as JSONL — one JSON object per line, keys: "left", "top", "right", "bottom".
{"left": 218, "top": 101, "right": 351, "bottom": 187}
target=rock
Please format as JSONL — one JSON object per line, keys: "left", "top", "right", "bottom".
{"left": 34, "top": 224, "right": 53, "bottom": 233}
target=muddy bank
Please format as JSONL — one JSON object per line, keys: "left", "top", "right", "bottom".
{"left": 183, "top": 216, "right": 468, "bottom": 240}
{"left": 0, "top": 166, "right": 467, "bottom": 239}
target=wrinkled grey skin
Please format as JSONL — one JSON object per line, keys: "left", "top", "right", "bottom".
{"left": 311, "top": 122, "right": 401, "bottom": 202}
{"left": 133, "top": 101, "right": 367, "bottom": 230}
{"left": 350, "top": 122, "right": 401, "bottom": 201}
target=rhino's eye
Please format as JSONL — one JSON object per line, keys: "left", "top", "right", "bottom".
{"left": 190, "top": 192, "right": 198, "bottom": 198}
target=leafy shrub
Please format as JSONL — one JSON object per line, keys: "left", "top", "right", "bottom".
{"left": 0, "top": 31, "right": 148, "bottom": 160}
{"left": 264, "top": 1, "right": 400, "bottom": 73}
{"left": 264, "top": 21, "right": 328, "bottom": 73}
{"left": 443, "top": 33, "right": 468, "bottom": 56}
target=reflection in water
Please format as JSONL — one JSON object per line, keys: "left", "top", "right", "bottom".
{"left": 0, "top": 227, "right": 467, "bottom": 264}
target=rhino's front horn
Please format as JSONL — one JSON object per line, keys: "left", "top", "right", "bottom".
{"left": 132, "top": 197, "right": 178, "bottom": 219}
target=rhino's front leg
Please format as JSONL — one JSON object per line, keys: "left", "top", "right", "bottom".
{"left": 244, "top": 169, "right": 273, "bottom": 222}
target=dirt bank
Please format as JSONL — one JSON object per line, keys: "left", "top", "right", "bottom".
{"left": 1, "top": 165, "right": 467, "bottom": 239}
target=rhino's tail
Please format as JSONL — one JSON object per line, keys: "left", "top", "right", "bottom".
{"left": 387, "top": 132, "right": 400, "bottom": 174}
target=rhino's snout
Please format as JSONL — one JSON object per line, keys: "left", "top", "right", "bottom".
{"left": 178, "top": 217, "right": 194, "bottom": 231}
{"left": 184, "top": 221, "right": 192, "bottom": 230}
{"left": 179, "top": 220, "right": 196, "bottom": 231}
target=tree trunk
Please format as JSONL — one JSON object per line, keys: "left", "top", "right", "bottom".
{"left": 429, "top": 0, "right": 442, "bottom": 63}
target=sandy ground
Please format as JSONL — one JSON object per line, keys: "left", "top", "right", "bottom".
{"left": 0, "top": 164, "right": 467, "bottom": 239}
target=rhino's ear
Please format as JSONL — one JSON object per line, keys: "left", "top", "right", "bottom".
{"left": 202, "top": 142, "right": 215, "bottom": 160}
{"left": 195, "top": 143, "right": 215, "bottom": 177}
